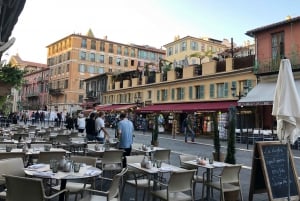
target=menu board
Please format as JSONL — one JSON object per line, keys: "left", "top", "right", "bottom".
{"left": 249, "top": 141, "right": 300, "bottom": 201}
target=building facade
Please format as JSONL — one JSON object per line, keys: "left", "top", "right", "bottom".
{"left": 8, "top": 54, "right": 48, "bottom": 112}
{"left": 239, "top": 16, "right": 300, "bottom": 130}
{"left": 46, "top": 31, "right": 165, "bottom": 113}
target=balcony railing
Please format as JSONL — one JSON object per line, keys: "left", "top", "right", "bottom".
{"left": 49, "top": 88, "right": 64, "bottom": 95}
{"left": 86, "top": 90, "right": 97, "bottom": 98}
{"left": 26, "top": 92, "right": 39, "bottom": 97}
{"left": 233, "top": 55, "right": 255, "bottom": 70}
{"left": 256, "top": 53, "right": 300, "bottom": 74}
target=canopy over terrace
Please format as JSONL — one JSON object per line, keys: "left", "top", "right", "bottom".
{"left": 136, "top": 101, "right": 237, "bottom": 113}
{"left": 238, "top": 81, "right": 300, "bottom": 106}
{"left": 95, "top": 104, "right": 136, "bottom": 112}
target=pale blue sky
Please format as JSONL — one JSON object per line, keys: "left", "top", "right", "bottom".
{"left": 5, "top": 0, "right": 299, "bottom": 64}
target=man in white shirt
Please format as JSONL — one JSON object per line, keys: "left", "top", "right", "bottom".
{"left": 95, "top": 111, "right": 109, "bottom": 143}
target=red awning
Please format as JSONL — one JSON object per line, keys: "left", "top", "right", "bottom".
{"left": 136, "top": 101, "right": 237, "bottom": 113}
{"left": 96, "top": 104, "right": 136, "bottom": 112}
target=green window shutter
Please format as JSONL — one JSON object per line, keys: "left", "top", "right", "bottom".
{"left": 200, "top": 85, "right": 204, "bottom": 99}
{"left": 171, "top": 88, "right": 175, "bottom": 100}
{"left": 157, "top": 90, "right": 160, "bottom": 101}
{"left": 247, "top": 80, "right": 252, "bottom": 90}
{"left": 224, "top": 82, "right": 228, "bottom": 97}
{"left": 182, "top": 88, "right": 185, "bottom": 99}
{"left": 209, "top": 84, "right": 215, "bottom": 98}
{"left": 189, "top": 86, "right": 193, "bottom": 99}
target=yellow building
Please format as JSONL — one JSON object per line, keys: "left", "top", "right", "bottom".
{"left": 46, "top": 30, "right": 165, "bottom": 113}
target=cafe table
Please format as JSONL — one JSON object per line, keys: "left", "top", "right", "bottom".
{"left": 132, "top": 145, "right": 168, "bottom": 156}
{"left": 183, "top": 159, "right": 230, "bottom": 201}
{"left": 127, "top": 162, "right": 186, "bottom": 201}
{"left": 24, "top": 163, "right": 102, "bottom": 201}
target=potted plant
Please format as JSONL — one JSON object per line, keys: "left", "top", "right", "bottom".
{"left": 151, "top": 114, "right": 159, "bottom": 146}
{"left": 225, "top": 106, "right": 237, "bottom": 164}
{"left": 212, "top": 113, "right": 225, "bottom": 162}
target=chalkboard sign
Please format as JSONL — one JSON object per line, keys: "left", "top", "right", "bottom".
{"left": 249, "top": 141, "right": 300, "bottom": 201}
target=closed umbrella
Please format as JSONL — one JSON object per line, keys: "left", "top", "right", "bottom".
{"left": 272, "top": 59, "right": 300, "bottom": 144}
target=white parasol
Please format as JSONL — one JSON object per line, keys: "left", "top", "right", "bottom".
{"left": 272, "top": 59, "right": 300, "bottom": 144}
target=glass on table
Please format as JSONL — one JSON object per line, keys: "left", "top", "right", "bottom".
{"left": 52, "top": 160, "right": 59, "bottom": 173}
{"left": 73, "top": 162, "right": 81, "bottom": 173}
{"left": 156, "top": 160, "right": 162, "bottom": 168}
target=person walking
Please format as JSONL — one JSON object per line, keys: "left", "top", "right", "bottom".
{"left": 77, "top": 113, "right": 86, "bottom": 133}
{"left": 85, "top": 112, "right": 97, "bottom": 141}
{"left": 117, "top": 112, "right": 134, "bottom": 167}
{"left": 184, "top": 114, "right": 195, "bottom": 143}
{"left": 95, "top": 111, "right": 109, "bottom": 143}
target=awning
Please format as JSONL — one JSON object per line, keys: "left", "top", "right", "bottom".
{"left": 96, "top": 104, "right": 136, "bottom": 112}
{"left": 238, "top": 80, "right": 300, "bottom": 106}
{"left": 136, "top": 101, "right": 237, "bottom": 113}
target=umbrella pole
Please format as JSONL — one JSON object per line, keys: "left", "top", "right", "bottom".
{"left": 282, "top": 124, "right": 291, "bottom": 201}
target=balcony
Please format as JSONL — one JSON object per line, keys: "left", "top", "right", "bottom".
{"left": 256, "top": 53, "right": 300, "bottom": 74}
{"left": 49, "top": 88, "right": 64, "bottom": 95}
{"left": 86, "top": 90, "right": 97, "bottom": 98}
{"left": 26, "top": 92, "right": 39, "bottom": 98}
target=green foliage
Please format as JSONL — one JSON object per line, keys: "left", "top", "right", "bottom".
{"left": 0, "top": 63, "right": 26, "bottom": 88}
{"left": 225, "top": 106, "right": 237, "bottom": 164}
{"left": 213, "top": 113, "right": 221, "bottom": 161}
{"left": 151, "top": 114, "right": 159, "bottom": 145}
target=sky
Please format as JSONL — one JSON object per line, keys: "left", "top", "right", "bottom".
{"left": 3, "top": 0, "right": 300, "bottom": 64}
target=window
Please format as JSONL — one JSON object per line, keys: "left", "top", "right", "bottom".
{"left": 168, "top": 47, "right": 173, "bottom": 56}
{"left": 99, "top": 55, "right": 105, "bottom": 63}
{"left": 216, "top": 83, "right": 228, "bottom": 98}
{"left": 271, "top": 32, "right": 285, "bottom": 62}
{"left": 66, "top": 64, "right": 69, "bottom": 72}
{"left": 147, "top": 90, "right": 152, "bottom": 99}
{"left": 131, "top": 60, "right": 134, "bottom": 66}
{"left": 171, "top": 88, "right": 175, "bottom": 100}
{"left": 162, "top": 89, "right": 168, "bottom": 101}
{"left": 109, "top": 43, "right": 113, "bottom": 53}
{"left": 97, "top": 67, "right": 105, "bottom": 74}
{"left": 180, "top": 41, "right": 187, "bottom": 51}
{"left": 124, "top": 59, "right": 128, "bottom": 67}
{"left": 190, "top": 41, "right": 198, "bottom": 51}
{"left": 201, "top": 44, "right": 205, "bottom": 51}
{"left": 209, "top": 84, "right": 215, "bottom": 98}
{"left": 175, "top": 45, "right": 178, "bottom": 54}
{"left": 100, "top": 41, "right": 105, "bottom": 51}
{"left": 91, "top": 40, "right": 96, "bottom": 50}
{"left": 80, "top": 51, "right": 86, "bottom": 60}
{"left": 189, "top": 86, "right": 193, "bottom": 99}
{"left": 88, "top": 66, "right": 95, "bottom": 73}
{"left": 124, "top": 47, "right": 128, "bottom": 56}
{"left": 131, "top": 48, "right": 135, "bottom": 57}
{"left": 90, "top": 53, "right": 95, "bottom": 62}
{"left": 176, "top": 87, "right": 184, "bottom": 100}
{"left": 78, "top": 95, "right": 83, "bottom": 103}
{"left": 79, "top": 80, "right": 84, "bottom": 89}
{"left": 109, "top": 56, "right": 113, "bottom": 65}
{"left": 117, "top": 46, "right": 122, "bottom": 54}
{"left": 64, "top": 80, "right": 68, "bottom": 89}
{"left": 81, "top": 38, "right": 87, "bottom": 48}
{"left": 78, "top": 64, "right": 85, "bottom": 73}
{"left": 116, "top": 58, "right": 121, "bottom": 66}
{"left": 58, "top": 66, "right": 61, "bottom": 74}
{"left": 195, "top": 85, "right": 205, "bottom": 99}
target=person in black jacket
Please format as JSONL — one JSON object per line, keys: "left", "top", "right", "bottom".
{"left": 85, "top": 112, "right": 97, "bottom": 141}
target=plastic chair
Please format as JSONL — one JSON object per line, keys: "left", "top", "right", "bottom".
{"left": 3, "top": 174, "right": 69, "bottom": 201}
{"left": 79, "top": 168, "right": 128, "bottom": 201}
{"left": 151, "top": 169, "right": 196, "bottom": 201}
{"left": 153, "top": 149, "right": 171, "bottom": 164}
{"left": 179, "top": 154, "right": 205, "bottom": 199}
{"left": 202, "top": 164, "right": 243, "bottom": 201}
{"left": 52, "top": 155, "right": 98, "bottom": 201}
{"left": 122, "top": 155, "right": 153, "bottom": 201}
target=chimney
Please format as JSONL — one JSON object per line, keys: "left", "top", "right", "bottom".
{"left": 104, "top": 35, "right": 107, "bottom": 40}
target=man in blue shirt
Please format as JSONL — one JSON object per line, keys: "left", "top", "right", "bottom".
{"left": 117, "top": 112, "right": 134, "bottom": 167}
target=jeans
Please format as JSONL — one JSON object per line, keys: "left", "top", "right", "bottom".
{"left": 185, "top": 127, "right": 195, "bottom": 142}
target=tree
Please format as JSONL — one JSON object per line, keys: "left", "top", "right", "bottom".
{"left": 189, "top": 50, "right": 215, "bottom": 65}
{"left": 225, "top": 106, "right": 237, "bottom": 164}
